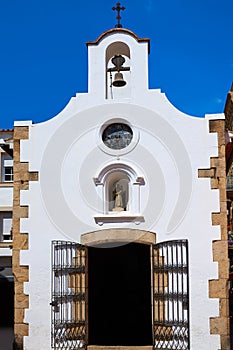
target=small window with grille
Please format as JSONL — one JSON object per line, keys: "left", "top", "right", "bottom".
{"left": 0, "top": 212, "right": 12, "bottom": 242}
{"left": 1, "top": 157, "right": 13, "bottom": 182}
{"left": 4, "top": 166, "right": 13, "bottom": 182}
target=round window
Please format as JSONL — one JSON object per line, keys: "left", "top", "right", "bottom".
{"left": 102, "top": 123, "right": 133, "bottom": 150}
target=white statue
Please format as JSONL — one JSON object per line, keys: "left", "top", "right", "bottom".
{"left": 112, "top": 183, "right": 124, "bottom": 211}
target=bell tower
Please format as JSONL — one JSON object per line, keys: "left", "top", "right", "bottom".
{"left": 86, "top": 11, "right": 150, "bottom": 100}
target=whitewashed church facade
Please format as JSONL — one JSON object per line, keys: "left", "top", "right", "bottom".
{"left": 13, "top": 26, "right": 229, "bottom": 349}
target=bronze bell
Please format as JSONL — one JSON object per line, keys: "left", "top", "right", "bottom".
{"left": 112, "top": 72, "right": 126, "bottom": 87}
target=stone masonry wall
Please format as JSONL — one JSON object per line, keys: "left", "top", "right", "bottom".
{"left": 225, "top": 83, "right": 233, "bottom": 132}
{"left": 198, "top": 119, "right": 230, "bottom": 349}
{"left": 13, "top": 126, "right": 38, "bottom": 350}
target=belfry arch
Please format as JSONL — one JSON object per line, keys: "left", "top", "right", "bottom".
{"left": 105, "top": 41, "right": 131, "bottom": 99}
{"left": 106, "top": 41, "right": 130, "bottom": 65}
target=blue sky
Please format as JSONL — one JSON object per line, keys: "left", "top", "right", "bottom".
{"left": 0, "top": 0, "right": 232, "bottom": 129}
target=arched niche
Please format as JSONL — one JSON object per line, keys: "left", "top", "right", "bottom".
{"left": 106, "top": 170, "right": 129, "bottom": 212}
{"left": 93, "top": 163, "right": 145, "bottom": 224}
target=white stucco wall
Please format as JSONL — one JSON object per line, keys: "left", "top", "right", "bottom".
{"left": 0, "top": 186, "right": 13, "bottom": 207}
{"left": 16, "top": 30, "right": 224, "bottom": 349}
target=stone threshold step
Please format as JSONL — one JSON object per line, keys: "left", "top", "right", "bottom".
{"left": 87, "top": 347, "right": 153, "bottom": 350}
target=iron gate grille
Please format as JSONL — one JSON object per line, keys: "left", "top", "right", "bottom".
{"left": 51, "top": 241, "right": 87, "bottom": 349}
{"left": 153, "top": 240, "right": 190, "bottom": 349}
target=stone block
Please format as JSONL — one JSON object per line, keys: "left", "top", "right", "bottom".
{"left": 220, "top": 298, "right": 230, "bottom": 318}
{"left": 12, "top": 249, "right": 20, "bottom": 268}
{"left": 87, "top": 347, "right": 153, "bottom": 350}
{"left": 20, "top": 181, "right": 29, "bottom": 190}
{"left": 220, "top": 221, "right": 228, "bottom": 240}
{"left": 12, "top": 219, "right": 20, "bottom": 235}
{"left": 14, "top": 323, "right": 29, "bottom": 336}
{"left": 218, "top": 260, "right": 229, "bottom": 279}
{"left": 13, "top": 187, "right": 21, "bottom": 207}
{"left": 219, "top": 144, "right": 226, "bottom": 158}
{"left": 15, "top": 290, "right": 29, "bottom": 309}
{"left": 20, "top": 162, "right": 29, "bottom": 172}
{"left": 14, "top": 333, "right": 23, "bottom": 350}
{"left": 29, "top": 171, "right": 39, "bottom": 181}
{"left": 220, "top": 334, "right": 231, "bottom": 350}
{"left": 212, "top": 212, "right": 222, "bottom": 226}
{"left": 211, "top": 178, "right": 218, "bottom": 189}
{"left": 13, "top": 266, "right": 29, "bottom": 282}
{"left": 198, "top": 168, "right": 216, "bottom": 178}
{"left": 81, "top": 228, "right": 156, "bottom": 246}
{"left": 213, "top": 240, "right": 228, "bottom": 260}
{"left": 210, "top": 317, "right": 229, "bottom": 335}
{"left": 218, "top": 175, "right": 227, "bottom": 188}
{"left": 13, "top": 206, "right": 28, "bottom": 219}
{"left": 13, "top": 140, "right": 20, "bottom": 162}
{"left": 210, "top": 156, "right": 225, "bottom": 171}
{"left": 14, "top": 126, "right": 29, "bottom": 140}
{"left": 221, "top": 230, "right": 228, "bottom": 241}
{"left": 15, "top": 308, "right": 25, "bottom": 324}
{"left": 209, "top": 279, "right": 228, "bottom": 299}
{"left": 14, "top": 233, "right": 28, "bottom": 250}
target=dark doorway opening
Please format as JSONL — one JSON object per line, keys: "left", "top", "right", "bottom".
{"left": 0, "top": 261, "right": 14, "bottom": 350}
{"left": 88, "top": 242, "right": 152, "bottom": 346}
{"left": 0, "top": 278, "right": 14, "bottom": 327}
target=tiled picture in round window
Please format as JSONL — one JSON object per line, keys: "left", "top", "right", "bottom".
{"left": 102, "top": 123, "right": 133, "bottom": 150}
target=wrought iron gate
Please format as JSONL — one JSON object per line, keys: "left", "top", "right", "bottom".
{"left": 153, "top": 239, "right": 190, "bottom": 349}
{"left": 51, "top": 241, "right": 87, "bottom": 349}
{"left": 51, "top": 239, "right": 189, "bottom": 349}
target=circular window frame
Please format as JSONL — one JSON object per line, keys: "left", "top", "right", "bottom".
{"left": 98, "top": 118, "right": 139, "bottom": 156}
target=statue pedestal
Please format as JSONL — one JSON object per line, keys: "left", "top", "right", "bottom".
{"left": 112, "top": 207, "right": 124, "bottom": 212}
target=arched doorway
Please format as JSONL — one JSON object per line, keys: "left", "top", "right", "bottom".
{"left": 88, "top": 242, "right": 152, "bottom": 346}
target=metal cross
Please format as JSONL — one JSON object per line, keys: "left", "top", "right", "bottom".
{"left": 112, "top": 2, "right": 125, "bottom": 28}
